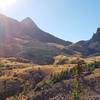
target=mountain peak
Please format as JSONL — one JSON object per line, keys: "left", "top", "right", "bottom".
{"left": 23, "top": 17, "right": 33, "bottom": 22}
{"left": 90, "top": 28, "right": 100, "bottom": 43}
{"left": 21, "top": 17, "right": 38, "bottom": 28}
{"left": 96, "top": 28, "right": 100, "bottom": 33}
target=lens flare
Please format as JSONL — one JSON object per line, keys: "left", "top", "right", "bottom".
{"left": 0, "top": 0, "right": 16, "bottom": 10}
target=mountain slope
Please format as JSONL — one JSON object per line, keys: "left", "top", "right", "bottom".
{"left": 21, "top": 17, "right": 72, "bottom": 45}
{"left": 0, "top": 14, "right": 100, "bottom": 64}
{"left": 0, "top": 14, "right": 72, "bottom": 64}
{"left": 68, "top": 28, "right": 100, "bottom": 56}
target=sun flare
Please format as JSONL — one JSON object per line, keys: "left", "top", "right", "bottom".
{"left": 0, "top": 0, "right": 16, "bottom": 10}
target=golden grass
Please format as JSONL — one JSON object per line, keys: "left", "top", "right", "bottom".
{"left": 93, "top": 68, "right": 100, "bottom": 77}
{"left": 0, "top": 61, "right": 76, "bottom": 81}
{"left": 0, "top": 56, "right": 99, "bottom": 80}
{"left": 0, "top": 75, "right": 12, "bottom": 80}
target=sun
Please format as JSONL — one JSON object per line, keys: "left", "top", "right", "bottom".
{"left": 0, "top": 0, "right": 16, "bottom": 10}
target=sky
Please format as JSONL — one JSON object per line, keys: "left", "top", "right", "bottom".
{"left": 0, "top": 0, "right": 100, "bottom": 42}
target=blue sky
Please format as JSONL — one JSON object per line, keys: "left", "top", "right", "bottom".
{"left": 0, "top": 0, "right": 100, "bottom": 42}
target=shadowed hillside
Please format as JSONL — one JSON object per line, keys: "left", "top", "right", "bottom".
{"left": 0, "top": 14, "right": 72, "bottom": 64}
